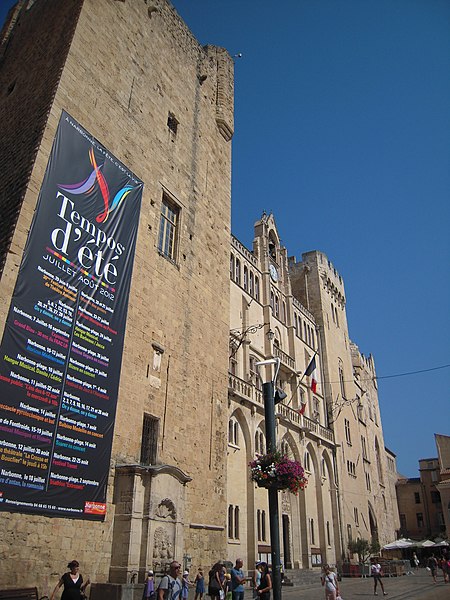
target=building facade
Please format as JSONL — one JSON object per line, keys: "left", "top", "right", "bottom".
{"left": 228, "top": 214, "right": 399, "bottom": 570}
{"left": 0, "top": 0, "right": 399, "bottom": 593}
{"left": 396, "top": 434, "right": 449, "bottom": 540}
{"left": 0, "top": 0, "right": 233, "bottom": 589}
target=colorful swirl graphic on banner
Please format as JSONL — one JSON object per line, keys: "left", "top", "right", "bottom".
{"left": 59, "top": 148, "right": 134, "bottom": 223}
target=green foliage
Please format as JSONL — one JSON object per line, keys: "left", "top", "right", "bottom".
{"left": 347, "top": 538, "right": 378, "bottom": 563}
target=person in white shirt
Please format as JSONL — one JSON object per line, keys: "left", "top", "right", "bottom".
{"left": 158, "top": 561, "right": 183, "bottom": 600}
{"left": 370, "top": 559, "right": 387, "bottom": 596}
{"left": 320, "top": 564, "right": 340, "bottom": 600}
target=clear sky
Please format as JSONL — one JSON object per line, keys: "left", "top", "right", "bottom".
{"left": 171, "top": 0, "right": 450, "bottom": 478}
{"left": 2, "top": 1, "right": 449, "bottom": 478}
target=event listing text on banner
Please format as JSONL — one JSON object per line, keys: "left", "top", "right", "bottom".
{"left": 0, "top": 111, "right": 143, "bottom": 519}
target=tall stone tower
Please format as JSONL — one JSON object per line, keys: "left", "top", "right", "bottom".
{"left": 0, "top": 0, "right": 233, "bottom": 589}
{"left": 290, "top": 251, "right": 397, "bottom": 559}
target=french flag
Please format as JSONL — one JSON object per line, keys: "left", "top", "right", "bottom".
{"left": 305, "top": 356, "right": 318, "bottom": 393}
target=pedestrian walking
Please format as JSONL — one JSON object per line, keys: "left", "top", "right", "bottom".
{"left": 208, "top": 563, "right": 224, "bottom": 600}
{"left": 370, "top": 559, "right": 387, "bottom": 596}
{"left": 158, "top": 561, "right": 183, "bottom": 600}
{"left": 50, "top": 560, "right": 91, "bottom": 600}
{"left": 181, "top": 571, "right": 193, "bottom": 600}
{"left": 427, "top": 554, "right": 438, "bottom": 584}
{"left": 194, "top": 568, "right": 205, "bottom": 600}
{"left": 320, "top": 564, "right": 340, "bottom": 600}
{"left": 143, "top": 570, "right": 155, "bottom": 600}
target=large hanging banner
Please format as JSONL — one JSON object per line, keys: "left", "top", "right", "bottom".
{"left": 0, "top": 111, "right": 143, "bottom": 520}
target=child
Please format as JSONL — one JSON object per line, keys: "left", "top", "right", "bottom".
{"left": 194, "top": 568, "right": 205, "bottom": 600}
{"left": 143, "top": 570, "right": 155, "bottom": 600}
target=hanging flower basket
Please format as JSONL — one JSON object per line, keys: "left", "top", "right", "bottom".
{"left": 249, "top": 451, "right": 308, "bottom": 495}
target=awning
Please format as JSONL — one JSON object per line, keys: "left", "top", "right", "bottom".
{"left": 382, "top": 538, "right": 415, "bottom": 550}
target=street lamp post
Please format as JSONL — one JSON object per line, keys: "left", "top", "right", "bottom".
{"left": 257, "top": 359, "right": 282, "bottom": 600}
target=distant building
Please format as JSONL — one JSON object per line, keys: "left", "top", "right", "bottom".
{"left": 396, "top": 434, "right": 449, "bottom": 540}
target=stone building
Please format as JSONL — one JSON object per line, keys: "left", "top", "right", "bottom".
{"left": 228, "top": 213, "right": 399, "bottom": 570}
{"left": 396, "top": 434, "right": 449, "bottom": 540}
{"left": 0, "top": 0, "right": 399, "bottom": 593}
{"left": 0, "top": 0, "right": 233, "bottom": 590}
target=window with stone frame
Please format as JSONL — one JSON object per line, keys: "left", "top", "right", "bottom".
{"left": 257, "top": 509, "right": 267, "bottom": 541}
{"left": 158, "top": 193, "right": 180, "bottom": 261}
{"left": 344, "top": 418, "right": 352, "bottom": 445}
{"left": 140, "top": 414, "right": 159, "bottom": 465}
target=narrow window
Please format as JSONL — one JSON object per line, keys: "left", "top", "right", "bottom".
{"left": 158, "top": 194, "right": 179, "bottom": 261}
{"left": 261, "top": 510, "right": 266, "bottom": 541}
{"left": 140, "top": 414, "right": 159, "bottom": 464}
{"left": 255, "top": 277, "right": 260, "bottom": 301}
{"left": 167, "top": 112, "right": 179, "bottom": 135}
{"left": 228, "top": 505, "right": 233, "bottom": 538}
{"left": 326, "top": 521, "right": 331, "bottom": 546}
{"left": 234, "top": 506, "right": 240, "bottom": 538}
{"left": 414, "top": 492, "right": 420, "bottom": 504}
{"left": 310, "top": 518, "right": 315, "bottom": 545}
{"left": 399, "top": 514, "right": 407, "bottom": 531}
{"left": 257, "top": 509, "right": 261, "bottom": 541}
{"left": 339, "top": 361, "right": 346, "bottom": 399}
{"left": 230, "top": 254, "right": 234, "bottom": 278}
{"left": 235, "top": 258, "right": 241, "bottom": 285}
{"left": 243, "top": 266, "right": 248, "bottom": 291}
{"left": 344, "top": 419, "right": 351, "bottom": 445}
{"left": 249, "top": 271, "right": 254, "bottom": 296}
{"left": 416, "top": 512, "right": 423, "bottom": 528}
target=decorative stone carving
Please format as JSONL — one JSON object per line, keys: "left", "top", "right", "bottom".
{"left": 155, "top": 497, "right": 176, "bottom": 519}
{"left": 153, "top": 526, "right": 174, "bottom": 560}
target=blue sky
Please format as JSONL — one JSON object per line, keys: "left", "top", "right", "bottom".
{"left": 172, "top": 0, "right": 450, "bottom": 478}
{"left": 2, "top": 1, "right": 449, "bottom": 477}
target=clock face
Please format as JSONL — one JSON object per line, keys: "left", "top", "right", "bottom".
{"left": 269, "top": 264, "right": 278, "bottom": 282}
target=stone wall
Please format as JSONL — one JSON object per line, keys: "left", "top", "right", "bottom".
{"left": 0, "top": 0, "right": 233, "bottom": 590}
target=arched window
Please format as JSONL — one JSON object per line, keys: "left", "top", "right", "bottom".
{"left": 282, "top": 301, "right": 286, "bottom": 323}
{"left": 268, "top": 232, "right": 277, "bottom": 261}
{"left": 243, "top": 266, "right": 248, "bottom": 291}
{"left": 274, "top": 295, "right": 279, "bottom": 317}
{"left": 249, "top": 271, "right": 254, "bottom": 296}
{"left": 230, "top": 254, "right": 234, "bottom": 278}
{"left": 228, "top": 504, "right": 240, "bottom": 539}
{"left": 326, "top": 521, "right": 331, "bottom": 546}
{"left": 304, "top": 451, "right": 311, "bottom": 472}
{"left": 235, "top": 258, "right": 241, "bottom": 285}
{"left": 255, "top": 429, "right": 265, "bottom": 455}
{"left": 255, "top": 276, "right": 260, "bottom": 301}
{"left": 228, "top": 417, "right": 239, "bottom": 446}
